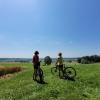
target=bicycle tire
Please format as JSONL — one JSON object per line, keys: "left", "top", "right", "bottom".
{"left": 64, "top": 67, "right": 76, "bottom": 78}
{"left": 33, "top": 68, "right": 44, "bottom": 81}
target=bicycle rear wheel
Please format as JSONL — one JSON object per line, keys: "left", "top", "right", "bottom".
{"left": 64, "top": 67, "right": 76, "bottom": 78}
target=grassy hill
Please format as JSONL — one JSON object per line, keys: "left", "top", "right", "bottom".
{"left": 0, "top": 62, "right": 100, "bottom": 100}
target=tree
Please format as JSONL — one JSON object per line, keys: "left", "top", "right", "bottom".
{"left": 77, "top": 55, "right": 100, "bottom": 64}
{"left": 44, "top": 56, "right": 52, "bottom": 65}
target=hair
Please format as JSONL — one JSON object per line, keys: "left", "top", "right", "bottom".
{"left": 58, "top": 52, "right": 62, "bottom": 56}
{"left": 34, "top": 51, "right": 39, "bottom": 54}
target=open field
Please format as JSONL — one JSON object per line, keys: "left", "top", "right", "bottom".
{"left": 0, "top": 62, "right": 100, "bottom": 100}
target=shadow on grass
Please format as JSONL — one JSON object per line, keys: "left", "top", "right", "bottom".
{"left": 36, "top": 80, "right": 48, "bottom": 84}
{"left": 64, "top": 77, "right": 76, "bottom": 81}
{"left": 33, "top": 79, "right": 48, "bottom": 84}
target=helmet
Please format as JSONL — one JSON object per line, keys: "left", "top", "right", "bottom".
{"left": 34, "top": 51, "right": 39, "bottom": 54}
{"left": 58, "top": 52, "right": 62, "bottom": 56}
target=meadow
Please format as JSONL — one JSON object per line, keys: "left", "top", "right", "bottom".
{"left": 0, "top": 62, "right": 100, "bottom": 100}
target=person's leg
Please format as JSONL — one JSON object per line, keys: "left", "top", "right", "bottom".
{"left": 40, "top": 73, "right": 43, "bottom": 83}
{"left": 59, "top": 65, "right": 64, "bottom": 78}
{"left": 34, "top": 65, "right": 37, "bottom": 80}
{"left": 61, "top": 65, "right": 64, "bottom": 77}
{"left": 33, "top": 69, "right": 36, "bottom": 80}
{"left": 33, "top": 64, "right": 35, "bottom": 80}
{"left": 59, "top": 65, "right": 61, "bottom": 77}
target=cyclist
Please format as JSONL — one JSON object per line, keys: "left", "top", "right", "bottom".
{"left": 32, "top": 51, "right": 40, "bottom": 81}
{"left": 56, "top": 52, "right": 64, "bottom": 78}
{"left": 32, "top": 51, "right": 44, "bottom": 83}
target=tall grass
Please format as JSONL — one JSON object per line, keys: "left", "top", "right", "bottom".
{"left": 0, "top": 62, "right": 100, "bottom": 100}
{"left": 0, "top": 66, "right": 21, "bottom": 76}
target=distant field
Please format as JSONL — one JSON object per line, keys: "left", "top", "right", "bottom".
{"left": 0, "top": 58, "right": 77, "bottom": 62}
{"left": 0, "top": 62, "right": 100, "bottom": 100}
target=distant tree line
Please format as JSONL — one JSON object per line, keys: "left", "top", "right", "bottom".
{"left": 77, "top": 55, "right": 100, "bottom": 64}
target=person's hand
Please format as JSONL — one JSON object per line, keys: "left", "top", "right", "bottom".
{"left": 39, "top": 61, "right": 41, "bottom": 63}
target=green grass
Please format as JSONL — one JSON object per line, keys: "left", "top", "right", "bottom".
{"left": 0, "top": 62, "right": 100, "bottom": 100}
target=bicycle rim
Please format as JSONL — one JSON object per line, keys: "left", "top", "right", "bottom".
{"left": 34, "top": 68, "right": 44, "bottom": 81}
{"left": 64, "top": 67, "right": 76, "bottom": 78}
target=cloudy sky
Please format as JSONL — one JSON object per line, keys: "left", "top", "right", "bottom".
{"left": 0, "top": 0, "right": 100, "bottom": 58}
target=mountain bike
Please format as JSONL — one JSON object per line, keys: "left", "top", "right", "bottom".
{"left": 33, "top": 62, "right": 44, "bottom": 82}
{"left": 51, "top": 64, "right": 76, "bottom": 79}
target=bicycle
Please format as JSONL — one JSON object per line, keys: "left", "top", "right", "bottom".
{"left": 51, "top": 64, "right": 76, "bottom": 79}
{"left": 33, "top": 62, "right": 44, "bottom": 82}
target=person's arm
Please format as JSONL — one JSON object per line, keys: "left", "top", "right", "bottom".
{"left": 55, "top": 58, "right": 58, "bottom": 66}
{"left": 32, "top": 56, "right": 35, "bottom": 64}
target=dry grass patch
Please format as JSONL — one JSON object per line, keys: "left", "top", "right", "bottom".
{"left": 0, "top": 66, "right": 22, "bottom": 77}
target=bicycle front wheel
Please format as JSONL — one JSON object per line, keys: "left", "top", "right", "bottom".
{"left": 33, "top": 68, "right": 44, "bottom": 81}
{"left": 64, "top": 67, "right": 76, "bottom": 78}
{"left": 38, "top": 68, "right": 43, "bottom": 76}
{"left": 37, "top": 68, "right": 44, "bottom": 82}
{"left": 51, "top": 67, "right": 59, "bottom": 76}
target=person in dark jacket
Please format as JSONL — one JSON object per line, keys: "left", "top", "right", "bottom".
{"left": 32, "top": 51, "right": 40, "bottom": 80}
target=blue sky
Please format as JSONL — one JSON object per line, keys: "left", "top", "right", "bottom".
{"left": 0, "top": 0, "right": 100, "bottom": 58}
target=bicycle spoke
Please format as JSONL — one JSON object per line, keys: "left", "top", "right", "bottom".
{"left": 64, "top": 67, "right": 76, "bottom": 78}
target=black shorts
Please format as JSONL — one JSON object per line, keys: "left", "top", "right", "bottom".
{"left": 34, "top": 62, "right": 40, "bottom": 69}
{"left": 34, "top": 65, "right": 38, "bottom": 69}
{"left": 58, "top": 65, "right": 63, "bottom": 70}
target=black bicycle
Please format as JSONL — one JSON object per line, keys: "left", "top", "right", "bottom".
{"left": 33, "top": 62, "right": 44, "bottom": 82}
{"left": 51, "top": 64, "right": 76, "bottom": 79}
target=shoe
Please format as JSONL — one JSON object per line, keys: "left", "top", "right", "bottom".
{"left": 39, "top": 81, "right": 45, "bottom": 84}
